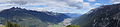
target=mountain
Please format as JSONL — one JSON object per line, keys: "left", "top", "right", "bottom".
{"left": 0, "top": 7, "right": 70, "bottom": 25}
{"left": 71, "top": 4, "right": 120, "bottom": 27}
{"left": 64, "top": 13, "right": 82, "bottom": 18}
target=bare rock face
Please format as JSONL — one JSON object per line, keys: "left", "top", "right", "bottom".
{"left": 92, "top": 4, "right": 120, "bottom": 27}
{"left": 72, "top": 4, "right": 120, "bottom": 27}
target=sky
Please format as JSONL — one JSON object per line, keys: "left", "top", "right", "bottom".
{"left": 0, "top": 0, "right": 119, "bottom": 14}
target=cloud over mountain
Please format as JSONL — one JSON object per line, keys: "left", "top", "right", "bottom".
{"left": 0, "top": 0, "right": 83, "bottom": 9}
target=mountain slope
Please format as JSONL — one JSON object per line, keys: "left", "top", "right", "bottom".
{"left": 72, "top": 4, "right": 120, "bottom": 27}
{"left": 0, "top": 7, "right": 70, "bottom": 24}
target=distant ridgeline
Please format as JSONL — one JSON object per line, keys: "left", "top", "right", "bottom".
{"left": 0, "top": 7, "right": 70, "bottom": 24}
{"left": 72, "top": 4, "right": 120, "bottom": 27}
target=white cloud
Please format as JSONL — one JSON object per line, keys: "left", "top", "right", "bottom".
{"left": 110, "top": 0, "right": 120, "bottom": 4}
{"left": 88, "top": 0, "right": 96, "bottom": 2}
{"left": 0, "top": 0, "right": 83, "bottom": 9}
{"left": 94, "top": 3, "right": 102, "bottom": 5}
{"left": 0, "top": 0, "right": 10, "bottom": 2}
{"left": 70, "top": 0, "right": 84, "bottom": 2}
{"left": 0, "top": 0, "right": 93, "bottom": 14}
{"left": 82, "top": 2, "right": 90, "bottom": 6}
{"left": 113, "top": 2, "right": 120, "bottom": 4}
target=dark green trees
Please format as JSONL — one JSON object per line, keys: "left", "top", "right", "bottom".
{"left": 5, "top": 21, "right": 26, "bottom": 27}
{"left": 6, "top": 21, "right": 20, "bottom": 27}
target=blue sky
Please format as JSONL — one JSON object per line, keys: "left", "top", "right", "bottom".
{"left": 0, "top": 0, "right": 119, "bottom": 14}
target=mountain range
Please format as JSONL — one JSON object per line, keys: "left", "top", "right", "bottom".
{"left": 0, "top": 7, "right": 71, "bottom": 27}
